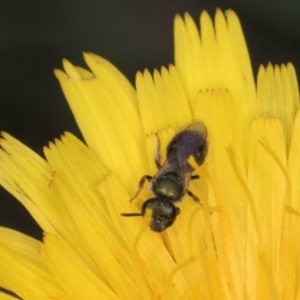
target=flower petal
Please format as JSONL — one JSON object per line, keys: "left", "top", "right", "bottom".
{"left": 0, "top": 133, "right": 59, "bottom": 233}
{"left": 247, "top": 118, "right": 286, "bottom": 298}
{"left": 41, "top": 233, "right": 119, "bottom": 300}
{"left": 194, "top": 90, "right": 246, "bottom": 297}
{"left": 0, "top": 292, "right": 21, "bottom": 299}
{"left": 0, "top": 227, "right": 43, "bottom": 270}
{"left": 43, "top": 133, "right": 189, "bottom": 299}
{"left": 257, "top": 63, "right": 299, "bottom": 148}
{"left": 0, "top": 228, "right": 67, "bottom": 300}
{"left": 136, "top": 65, "right": 192, "bottom": 132}
{"left": 175, "top": 9, "right": 256, "bottom": 157}
{"left": 136, "top": 66, "right": 192, "bottom": 173}
{"left": 288, "top": 108, "right": 300, "bottom": 210}
{"left": 55, "top": 56, "right": 148, "bottom": 190}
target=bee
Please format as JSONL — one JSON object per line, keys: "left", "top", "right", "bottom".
{"left": 121, "top": 120, "right": 208, "bottom": 232}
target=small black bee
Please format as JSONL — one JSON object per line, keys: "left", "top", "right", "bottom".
{"left": 121, "top": 121, "right": 208, "bottom": 232}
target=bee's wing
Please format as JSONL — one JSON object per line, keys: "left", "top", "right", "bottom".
{"left": 154, "top": 150, "right": 181, "bottom": 178}
{"left": 166, "top": 121, "right": 208, "bottom": 188}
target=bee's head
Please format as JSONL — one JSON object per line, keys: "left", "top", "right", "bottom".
{"left": 141, "top": 197, "right": 180, "bottom": 232}
{"left": 121, "top": 197, "right": 180, "bottom": 232}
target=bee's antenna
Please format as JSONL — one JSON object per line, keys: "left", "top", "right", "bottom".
{"left": 120, "top": 213, "right": 143, "bottom": 217}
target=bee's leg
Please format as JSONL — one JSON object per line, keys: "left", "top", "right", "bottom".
{"left": 191, "top": 175, "right": 200, "bottom": 180}
{"left": 187, "top": 189, "right": 203, "bottom": 205}
{"left": 130, "top": 175, "right": 153, "bottom": 202}
{"left": 154, "top": 133, "right": 162, "bottom": 169}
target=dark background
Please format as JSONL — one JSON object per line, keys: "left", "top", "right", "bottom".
{"left": 1, "top": 0, "right": 300, "bottom": 240}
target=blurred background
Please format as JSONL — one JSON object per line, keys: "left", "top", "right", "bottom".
{"left": 1, "top": 0, "right": 299, "bottom": 240}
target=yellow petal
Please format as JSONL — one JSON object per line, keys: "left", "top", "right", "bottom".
{"left": 0, "top": 228, "right": 67, "bottom": 299}
{"left": 247, "top": 118, "right": 286, "bottom": 298}
{"left": 54, "top": 56, "right": 148, "bottom": 190}
{"left": 0, "top": 292, "right": 22, "bottom": 300}
{"left": 41, "top": 233, "right": 119, "bottom": 299}
{"left": 43, "top": 132, "right": 188, "bottom": 299}
{"left": 257, "top": 64, "right": 299, "bottom": 147}
{"left": 136, "top": 65, "right": 192, "bottom": 131}
{"left": 2, "top": 8, "right": 300, "bottom": 300}
{"left": 0, "top": 227, "right": 43, "bottom": 269}
{"left": 0, "top": 133, "right": 57, "bottom": 233}
{"left": 288, "top": 108, "right": 300, "bottom": 210}
{"left": 194, "top": 90, "right": 246, "bottom": 298}
{"left": 175, "top": 9, "right": 256, "bottom": 158}
{"left": 136, "top": 66, "right": 192, "bottom": 173}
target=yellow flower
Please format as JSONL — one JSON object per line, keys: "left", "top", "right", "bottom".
{"left": 0, "top": 8, "right": 299, "bottom": 299}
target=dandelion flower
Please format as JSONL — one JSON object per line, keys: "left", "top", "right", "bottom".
{"left": 0, "top": 8, "right": 299, "bottom": 300}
